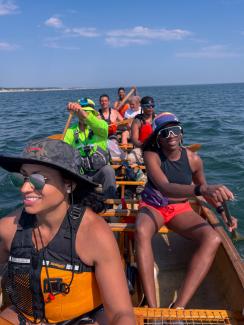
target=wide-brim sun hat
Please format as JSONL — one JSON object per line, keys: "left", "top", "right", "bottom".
{"left": 77, "top": 97, "right": 99, "bottom": 116}
{"left": 152, "top": 112, "right": 181, "bottom": 133}
{"left": 0, "top": 138, "right": 98, "bottom": 187}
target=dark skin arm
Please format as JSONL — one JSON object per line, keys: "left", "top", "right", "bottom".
{"left": 144, "top": 149, "right": 234, "bottom": 202}
{"left": 77, "top": 209, "right": 135, "bottom": 325}
{"left": 0, "top": 210, "right": 21, "bottom": 264}
{"left": 131, "top": 119, "right": 143, "bottom": 148}
{"left": 144, "top": 149, "right": 237, "bottom": 230}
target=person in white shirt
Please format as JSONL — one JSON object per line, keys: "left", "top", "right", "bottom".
{"left": 122, "top": 96, "right": 141, "bottom": 144}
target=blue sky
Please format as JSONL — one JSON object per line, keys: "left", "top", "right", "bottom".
{"left": 0, "top": 0, "right": 244, "bottom": 88}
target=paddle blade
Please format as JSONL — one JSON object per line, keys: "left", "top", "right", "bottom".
{"left": 187, "top": 143, "right": 201, "bottom": 152}
{"left": 232, "top": 230, "right": 244, "bottom": 242}
{"left": 48, "top": 134, "right": 63, "bottom": 140}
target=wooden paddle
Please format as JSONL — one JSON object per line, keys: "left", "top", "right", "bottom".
{"left": 119, "top": 143, "right": 202, "bottom": 152}
{"left": 48, "top": 112, "right": 74, "bottom": 140}
{"left": 222, "top": 201, "right": 244, "bottom": 241}
{"left": 187, "top": 143, "right": 201, "bottom": 152}
{"left": 116, "top": 86, "right": 137, "bottom": 112}
{"left": 110, "top": 118, "right": 133, "bottom": 128}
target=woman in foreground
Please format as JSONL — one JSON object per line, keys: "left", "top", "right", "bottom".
{"left": 135, "top": 112, "right": 237, "bottom": 309}
{"left": 0, "top": 138, "right": 135, "bottom": 325}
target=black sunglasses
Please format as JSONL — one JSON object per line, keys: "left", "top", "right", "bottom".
{"left": 158, "top": 125, "right": 182, "bottom": 138}
{"left": 10, "top": 172, "right": 48, "bottom": 190}
{"left": 141, "top": 103, "right": 155, "bottom": 109}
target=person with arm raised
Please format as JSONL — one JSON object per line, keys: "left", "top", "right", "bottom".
{"left": 64, "top": 97, "right": 116, "bottom": 199}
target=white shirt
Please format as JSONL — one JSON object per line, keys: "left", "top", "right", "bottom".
{"left": 124, "top": 107, "right": 141, "bottom": 119}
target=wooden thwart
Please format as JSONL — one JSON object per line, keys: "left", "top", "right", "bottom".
{"left": 108, "top": 222, "right": 170, "bottom": 234}
{"left": 101, "top": 208, "right": 137, "bottom": 217}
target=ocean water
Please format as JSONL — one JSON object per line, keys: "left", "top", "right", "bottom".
{"left": 0, "top": 83, "right": 244, "bottom": 257}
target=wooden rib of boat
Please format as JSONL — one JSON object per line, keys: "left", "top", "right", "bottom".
{"left": 103, "top": 193, "right": 244, "bottom": 324}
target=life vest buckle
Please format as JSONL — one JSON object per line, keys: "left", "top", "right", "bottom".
{"left": 44, "top": 278, "right": 70, "bottom": 295}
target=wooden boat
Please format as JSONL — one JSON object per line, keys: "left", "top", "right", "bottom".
{"left": 1, "top": 140, "right": 243, "bottom": 323}
{"left": 102, "top": 193, "right": 244, "bottom": 324}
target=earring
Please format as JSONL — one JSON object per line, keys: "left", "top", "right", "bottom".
{"left": 67, "top": 188, "right": 71, "bottom": 194}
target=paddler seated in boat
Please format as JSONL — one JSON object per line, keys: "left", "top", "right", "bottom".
{"left": 98, "top": 94, "right": 123, "bottom": 139}
{"left": 64, "top": 97, "right": 117, "bottom": 199}
{"left": 135, "top": 112, "right": 238, "bottom": 309}
{"left": 128, "top": 96, "right": 155, "bottom": 165}
{"left": 121, "top": 96, "right": 141, "bottom": 145}
{"left": 113, "top": 87, "right": 130, "bottom": 117}
{"left": 0, "top": 138, "right": 135, "bottom": 325}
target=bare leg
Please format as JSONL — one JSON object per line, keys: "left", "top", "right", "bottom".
{"left": 135, "top": 207, "right": 164, "bottom": 307}
{"left": 167, "top": 211, "right": 221, "bottom": 308}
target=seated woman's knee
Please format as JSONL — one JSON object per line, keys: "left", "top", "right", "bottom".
{"left": 198, "top": 227, "right": 222, "bottom": 248}
{"left": 135, "top": 217, "right": 153, "bottom": 241}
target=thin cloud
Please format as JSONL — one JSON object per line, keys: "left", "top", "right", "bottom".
{"left": 44, "top": 16, "right": 99, "bottom": 38}
{"left": 0, "top": 0, "right": 19, "bottom": 15}
{"left": 45, "top": 17, "right": 64, "bottom": 29}
{"left": 107, "top": 26, "right": 191, "bottom": 40}
{"left": 0, "top": 41, "right": 17, "bottom": 50}
{"left": 106, "top": 37, "right": 149, "bottom": 47}
{"left": 176, "top": 45, "right": 241, "bottom": 58}
{"left": 106, "top": 26, "right": 191, "bottom": 47}
{"left": 64, "top": 27, "right": 100, "bottom": 37}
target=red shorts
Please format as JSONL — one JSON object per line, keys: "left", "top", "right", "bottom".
{"left": 139, "top": 200, "right": 193, "bottom": 224}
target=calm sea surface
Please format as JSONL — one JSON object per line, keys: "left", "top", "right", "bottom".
{"left": 0, "top": 83, "right": 244, "bottom": 257}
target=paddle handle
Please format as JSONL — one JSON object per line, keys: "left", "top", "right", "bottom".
{"left": 61, "top": 112, "right": 74, "bottom": 140}
{"left": 116, "top": 86, "right": 136, "bottom": 111}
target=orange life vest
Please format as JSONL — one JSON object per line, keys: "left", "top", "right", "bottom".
{"left": 114, "top": 101, "right": 130, "bottom": 117}
{"left": 7, "top": 207, "right": 102, "bottom": 324}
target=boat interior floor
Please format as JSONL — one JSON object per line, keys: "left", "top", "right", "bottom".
{"left": 152, "top": 233, "right": 230, "bottom": 310}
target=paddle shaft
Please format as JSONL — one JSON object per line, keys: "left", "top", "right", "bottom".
{"left": 222, "top": 201, "right": 232, "bottom": 226}
{"left": 116, "top": 86, "right": 136, "bottom": 111}
{"left": 222, "top": 201, "right": 243, "bottom": 241}
{"left": 61, "top": 111, "right": 74, "bottom": 140}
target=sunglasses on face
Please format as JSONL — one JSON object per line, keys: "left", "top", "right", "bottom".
{"left": 141, "top": 104, "right": 155, "bottom": 109}
{"left": 10, "top": 172, "right": 48, "bottom": 190}
{"left": 158, "top": 125, "right": 182, "bottom": 138}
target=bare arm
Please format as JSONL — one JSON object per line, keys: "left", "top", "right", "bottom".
{"left": 77, "top": 211, "right": 135, "bottom": 325}
{"left": 116, "top": 111, "right": 123, "bottom": 122}
{"left": 131, "top": 119, "right": 143, "bottom": 148}
{"left": 0, "top": 210, "right": 21, "bottom": 264}
{"left": 113, "top": 101, "right": 119, "bottom": 110}
{"left": 144, "top": 150, "right": 234, "bottom": 203}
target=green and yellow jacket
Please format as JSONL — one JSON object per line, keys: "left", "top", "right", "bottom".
{"left": 64, "top": 113, "right": 109, "bottom": 173}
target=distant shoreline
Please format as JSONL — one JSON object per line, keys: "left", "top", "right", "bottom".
{"left": 0, "top": 87, "right": 86, "bottom": 93}
{"left": 1, "top": 82, "right": 243, "bottom": 93}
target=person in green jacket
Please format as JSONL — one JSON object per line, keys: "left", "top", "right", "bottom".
{"left": 64, "top": 97, "right": 116, "bottom": 198}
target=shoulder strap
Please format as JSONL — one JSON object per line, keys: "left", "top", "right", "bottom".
{"left": 108, "top": 107, "right": 112, "bottom": 123}
{"left": 19, "top": 210, "right": 36, "bottom": 229}
{"left": 99, "top": 109, "right": 106, "bottom": 121}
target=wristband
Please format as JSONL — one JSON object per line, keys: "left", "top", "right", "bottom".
{"left": 216, "top": 205, "right": 225, "bottom": 214}
{"left": 194, "top": 185, "right": 202, "bottom": 196}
